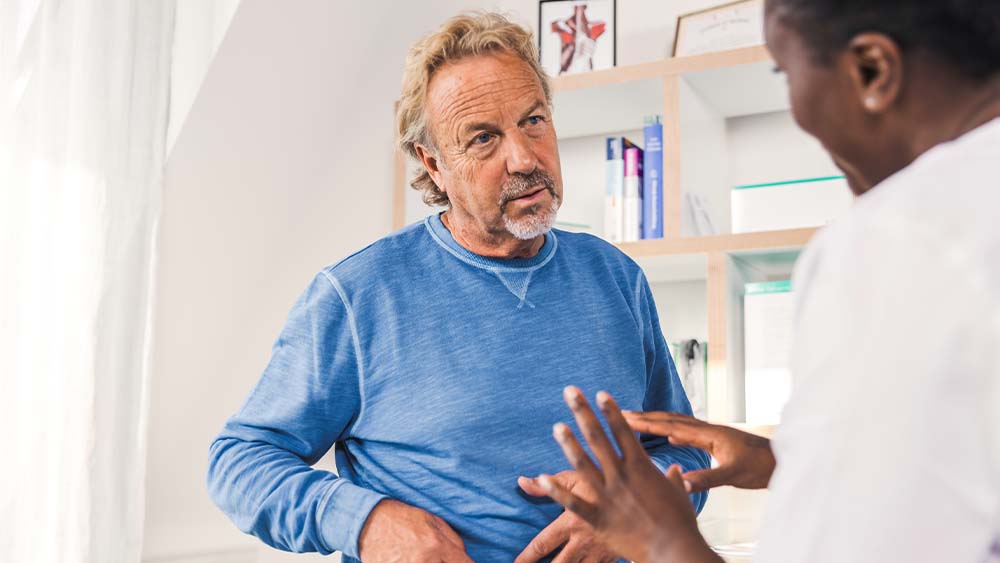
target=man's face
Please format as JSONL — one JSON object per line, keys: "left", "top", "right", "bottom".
{"left": 422, "top": 53, "right": 563, "bottom": 240}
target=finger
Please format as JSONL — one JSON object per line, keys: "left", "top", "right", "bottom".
{"left": 519, "top": 469, "right": 580, "bottom": 497}
{"left": 594, "top": 391, "right": 645, "bottom": 462}
{"left": 627, "top": 419, "right": 717, "bottom": 451}
{"left": 623, "top": 412, "right": 703, "bottom": 432}
{"left": 518, "top": 475, "right": 549, "bottom": 497}
{"left": 681, "top": 467, "right": 737, "bottom": 493}
{"left": 563, "top": 386, "right": 621, "bottom": 479}
{"left": 536, "top": 474, "right": 600, "bottom": 529}
{"left": 552, "top": 422, "right": 605, "bottom": 490}
{"left": 433, "top": 519, "right": 473, "bottom": 563}
{"left": 443, "top": 547, "right": 476, "bottom": 563}
{"left": 551, "top": 538, "right": 586, "bottom": 563}
{"left": 665, "top": 463, "right": 685, "bottom": 488}
{"left": 586, "top": 549, "right": 621, "bottom": 563}
{"left": 580, "top": 548, "right": 619, "bottom": 563}
{"left": 442, "top": 545, "right": 476, "bottom": 563}
{"left": 432, "top": 515, "right": 468, "bottom": 551}
{"left": 513, "top": 506, "right": 571, "bottom": 563}
{"left": 622, "top": 410, "right": 699, "bottom": 424}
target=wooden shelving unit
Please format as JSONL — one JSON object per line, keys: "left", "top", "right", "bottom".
{"left": 550, "top": 45, "right": 771, "bottom": 92}
{"left": 617, "top": 227, "right": 815, "bottom": 258}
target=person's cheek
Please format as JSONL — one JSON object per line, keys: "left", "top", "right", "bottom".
{"left": 788, "top": 81, "right": 820, "bottom": 139}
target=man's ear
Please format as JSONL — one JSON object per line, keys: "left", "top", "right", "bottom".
{"left": 414, "top": 144, "right": 445, "bottom": 193}
{"left": 845, "top": 32, "right": 904, "bottom": 114}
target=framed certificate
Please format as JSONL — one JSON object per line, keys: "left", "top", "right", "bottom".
{"left": 672, "top": 0, "right": 765, "bottom": 58}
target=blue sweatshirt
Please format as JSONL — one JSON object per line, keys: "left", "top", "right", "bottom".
{"left": 207, "top": 213, "right": 710, "bottom": 562}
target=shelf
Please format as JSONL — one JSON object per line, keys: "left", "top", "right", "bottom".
{"left": 552, "top": 59, "right": 667, "bottom": 92}
{"left": 635, "top": 253, "right": 708, "bottom": 283}
{"left": 551, "top": 45, "right": 780, "bottom": 140}
{"left": 616, "top": 227, "right": 817, "bottom": 258}
{"left": 551, "top": 45, "right": 772, "bottom": 91}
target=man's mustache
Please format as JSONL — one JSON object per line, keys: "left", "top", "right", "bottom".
{"left": 498, "top": 170, "right": 557, "bottom": 208}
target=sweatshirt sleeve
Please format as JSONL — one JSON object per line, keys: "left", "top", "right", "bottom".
{"left": 206, "top": 270, "right": 386, "bottom": 559}
{"left": 633, "top": 270, "right": 712, "bottom": 513}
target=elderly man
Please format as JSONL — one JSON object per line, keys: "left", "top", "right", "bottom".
{"left": 207, "top": 12, "right": 709, "bottom": 563}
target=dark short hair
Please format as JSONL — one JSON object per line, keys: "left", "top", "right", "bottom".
{"left": 768, "top": 0, "right": 1000, "bottom": 80}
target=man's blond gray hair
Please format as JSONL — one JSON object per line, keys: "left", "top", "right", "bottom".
{"left": 396, "top": 12, "right": 553, "bottom": 207}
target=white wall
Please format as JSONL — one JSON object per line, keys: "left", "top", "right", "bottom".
{"left": 167, "top": 0, "right": 241, "bottom": 154}
{"left": 144, "top": 2, "right": 744, "bottom": 562}
{"left": 651, "top": 280, "right": 709, "bottom": 342}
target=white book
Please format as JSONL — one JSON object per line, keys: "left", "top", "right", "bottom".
{"left": 604, "top": 138, "right": 626, "bottom": 243}
{"left": 623, "top": 178, "right": 641, "bottom": 242}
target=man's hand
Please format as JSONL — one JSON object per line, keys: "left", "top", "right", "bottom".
{"left": 530, "top": 387, "right": 722, "bottom": 563}
{"left": 516, "top": 471, "right": 621, "bottom": 563}
{"left": 623, "top": 411, "right": 775, "bottom": 492}
{"left": 358, "top": 499, "right": 473, "bottom": 563}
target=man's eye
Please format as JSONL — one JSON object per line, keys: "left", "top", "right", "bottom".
{"left": 473, "top": 133, "right": 493, "bottom": 145}
{"left": 526, "top": 115, "right": 545, "bottom": 126}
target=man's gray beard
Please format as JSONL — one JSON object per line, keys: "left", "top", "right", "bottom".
{"left": 498, "top": 170, "right": 561, "bottom": 240}
{"left": 502, "top": 196, "right": 561, "bottom": 240}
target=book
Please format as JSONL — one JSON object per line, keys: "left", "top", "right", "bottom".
{"left": 623, "top": 145, "right": 643, "bottom": 242}
{"left": 605, "top": 137, "right": 638, "bottom": 242}
{"left": 642, "top": 115, "right": 664, "bottom": 239}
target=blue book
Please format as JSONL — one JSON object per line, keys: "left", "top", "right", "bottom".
{"left": 642, "top": 116, "right": 664, "bottom": 239}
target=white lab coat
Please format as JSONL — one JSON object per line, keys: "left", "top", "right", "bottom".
{"left": 755, "top": 118, "right": 1000, "bottom": 563}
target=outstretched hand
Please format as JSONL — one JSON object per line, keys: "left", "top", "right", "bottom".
{"left": 530, "top": 386, "right": 722, "bottom": 563}
{"left": 623, "top": 411, "right": 776, "bottom": 492}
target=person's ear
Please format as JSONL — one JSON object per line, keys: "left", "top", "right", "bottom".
{"left": 414, "top": 143, "right": 446, "bottom": 193}
{"left": 845, "top": 32, "right": 904, "bottom": 114}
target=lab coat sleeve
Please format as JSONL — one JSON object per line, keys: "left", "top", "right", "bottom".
{"left": 206, "top": 271, "right": 386, "bottom": 559}
{"left": 634, "top": 271, "right": 712, "bottom": 513}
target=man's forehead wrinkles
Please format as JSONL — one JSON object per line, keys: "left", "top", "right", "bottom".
{"left": 436, "top": 80, "right": 540, "bottom": 118}
{"left": 434, "top": 74, "right": 538, "bottom": 109}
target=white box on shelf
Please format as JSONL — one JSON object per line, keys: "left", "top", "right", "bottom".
{"left": 731, "top": 176, "right": 853, "bottom": 233}
{"left": 744, "top": 280, "right": 793, "bottom": 425}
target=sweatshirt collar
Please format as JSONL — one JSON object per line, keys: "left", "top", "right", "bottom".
{"left": 425, "top": 212, "right": 558, "bottom": 272}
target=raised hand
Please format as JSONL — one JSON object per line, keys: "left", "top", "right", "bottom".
{"left": 531, "top": 386, "right": 722, "bottom": 563}
{"left": 623, "top": 411, "right": 775, "bottom": 492}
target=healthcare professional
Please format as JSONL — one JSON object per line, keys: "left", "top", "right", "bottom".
{"left": 522, "top": 0, "right": 1000, "bottom": 561}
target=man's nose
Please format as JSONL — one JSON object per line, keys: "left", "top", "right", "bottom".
{"left": 505, "top": 130, "right": 538, "bottom": 176}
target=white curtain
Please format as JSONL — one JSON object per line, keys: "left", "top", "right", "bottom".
{"left": 0, "top": 1, "right": 174, "bottom": 562}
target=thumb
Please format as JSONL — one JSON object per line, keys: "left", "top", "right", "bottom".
{"left": 518, "top": 475, "right": 548, "bottom": 497}
{"left": 681, "top": 467, "right": 734, "bottom": 493}
{"left": 665, "top": 464, "right": 686, "bottom": 490}
{"left": 519, "top": 471, "right": 578, "bottom": 496}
